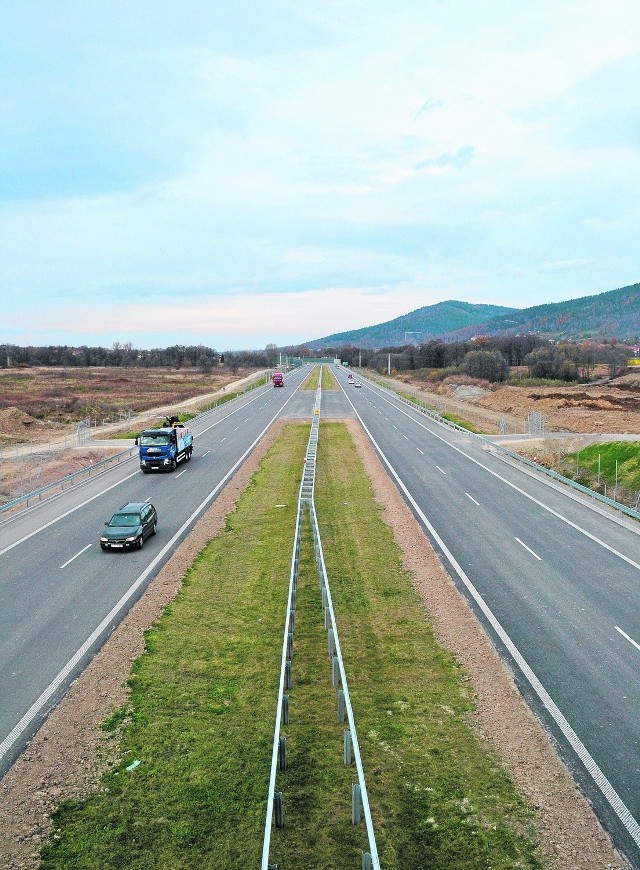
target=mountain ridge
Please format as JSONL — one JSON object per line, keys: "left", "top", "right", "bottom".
{"left": 305, "top": 282, "right": 640, "bottom": 349}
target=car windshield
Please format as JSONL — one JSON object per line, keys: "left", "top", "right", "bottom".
{"left": 139, "top": 433, "right": 171, "bottom": 446}
{"left": 109, "top": 514, "right": 140, "bottom": 527}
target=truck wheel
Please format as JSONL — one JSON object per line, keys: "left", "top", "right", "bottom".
{"left": 187, "top": 448, "right": 192, "bottom": 461}
{"left": 170, "top": 459, "right": 177, "bottom": 471}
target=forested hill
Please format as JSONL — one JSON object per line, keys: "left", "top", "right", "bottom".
{"left": 306, "top": 301, "right": 516, "bottom": 350}
{"left": 443, "top": 282, "right": 640, "bottom": 342}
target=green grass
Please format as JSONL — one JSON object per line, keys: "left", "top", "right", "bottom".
{"left": 304, "top": 366, "right": 321, "bottom": 390}
{"left": 562, "top": 441, "right": 640, "bottom": 491}
{"left": 321, "top": 365, "right": 337, "bottom": 390}
{"left": 41, "top": 423, "right": 544, "bottom": 869}
{"left": 441, "top": 412, "right": 482, "bottom": 434}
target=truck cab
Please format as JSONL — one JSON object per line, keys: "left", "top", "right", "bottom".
{"left": 272, "top": 372, "right": 284, "bottom": 387}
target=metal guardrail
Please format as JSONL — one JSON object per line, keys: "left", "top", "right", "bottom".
{"left": 364, "top": 374, "right": 640, "bottom": 525}
{"left": 262, "top": 368, "right": 380, "bottom": 870}
{"left": 0, "top": 446, "right": 139, "bottom": 520}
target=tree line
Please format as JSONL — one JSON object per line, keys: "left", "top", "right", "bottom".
{"left": 323, "top": 335, "right": 632, "bottom": 382}
{"left": 1, "top": 335, "right": 633, "bottom": 382}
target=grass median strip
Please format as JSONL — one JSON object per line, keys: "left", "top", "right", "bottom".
{"left": 41, "top": 421, "right": 543, "bottom": 869}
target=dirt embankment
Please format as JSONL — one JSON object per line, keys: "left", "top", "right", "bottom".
{"left": 388, "top": 371, "right": 640, "bottom": 435}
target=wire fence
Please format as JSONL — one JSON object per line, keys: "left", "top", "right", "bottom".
{"left": 262, "top": 369, "right": 380, "bottom": 870}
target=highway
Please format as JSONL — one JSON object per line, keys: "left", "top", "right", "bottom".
{"left": 0, "top": 366, "right": 314, "bottom": 777}
{"left": 1, "top": 363, "right": 639, "bottom": 866}
{"left": 336, "top": 367, "right": 640, "bottom": 867}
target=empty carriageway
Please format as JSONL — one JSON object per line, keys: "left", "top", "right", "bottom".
{"left": 335, "top": 366, "right": 640, "bottom": 867}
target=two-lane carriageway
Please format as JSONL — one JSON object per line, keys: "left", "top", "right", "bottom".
{"left": 336, "top": 367, "right": 640, "bottom": 867}
{"left": 0, "top": 366, "right": 314, "bottom": 777}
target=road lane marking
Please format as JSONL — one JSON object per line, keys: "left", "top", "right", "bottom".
{"left": 340, "top": 389, "right": 640, "bottom": 849}
{"left": 615, "top": 626, "right": 640, "bottom": 652}
{"left": 436, "top": 465, "right": 446, "bottom": 474}
{"left": 515, "top": 537, "right": 542, "bottom": 561}
{"left": 416, "top": 447, "right": 424, "bottom": 455}
{"left": 465, "top": 493, "right": 480, "bottom": 506}
{"left": 402, "top": 433, "right": 409, "bottom": 440}
{"left": 175, "top": 469, "right": 187, "bottom": 478}
{"left": 202, "top": 450, "right": 210, "bottom": 456}
{"left": 220, "top": 437, "right": 226, "bottom": 442}
{"left": 59, "top": 544, "right": 92, "bottom": 569}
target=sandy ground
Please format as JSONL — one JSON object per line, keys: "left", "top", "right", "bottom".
{"left": 0, "top": 416, "right": 628, "bottom": 868}
{"left": 387, "top": 371, "right": 640, "bottom": 437}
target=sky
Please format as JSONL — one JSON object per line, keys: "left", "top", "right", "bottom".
{"left": 1, "top": 0, "right": 640, "bottom": 351}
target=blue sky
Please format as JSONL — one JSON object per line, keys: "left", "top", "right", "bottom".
{"left": 1, "top": 0, "right": 640, "bottom": 350}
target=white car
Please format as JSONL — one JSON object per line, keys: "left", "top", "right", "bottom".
{"left": 354, "top": 382, "right": 362, "bottom": 387}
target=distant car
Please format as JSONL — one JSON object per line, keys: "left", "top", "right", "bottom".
{"left": 100, "top": 502, "right": 158, "bottom": 551}
{"left": 354, "top": 382, "right": 362, "bottom": 387}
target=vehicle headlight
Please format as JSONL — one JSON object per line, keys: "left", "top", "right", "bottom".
{"left": 100, "top": 536, "right": 109, "bottom": 542}
{"left": 125, "top": 535, "right": 137, "bottom": 542}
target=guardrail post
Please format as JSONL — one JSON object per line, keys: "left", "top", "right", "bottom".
{"left": 362, "top": 853, "right": 373, "bottom": 870}
{"left": 278, "top": 736, "right": 287, "bottom": 771}
{"left": 287, "top": 632, "right": 294, "bottom": 659}
{"left": 285, "top": 660, "right": 292, "bottom": 690}
{"left": 324, "top": 608, "right": 330, "bottom": 630}
{"left": 352, "top": 783, "right": 363, "bottom": 825}
{"left": 328, "top": 628, "right": 335, "bottom": 657}
{"left": 337, "top": 689, "right": 346, "bottom": 723}
{"left": 343, "top": 729, "right": 353, "bottom": 766}
{"left": 281, "top": 694, "right": 289, "bottom": 725}
{"left": 332, "top": 656, "right": 340, "bottom": 687}
{"left": 274, "top": 792, "right": 284, "bottom": 828}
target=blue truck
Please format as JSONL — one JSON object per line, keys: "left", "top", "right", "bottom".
{"left": 136, "top": 419, "right": 194, "bottom": 472}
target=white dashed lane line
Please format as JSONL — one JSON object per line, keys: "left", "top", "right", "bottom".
{"left": 515, "top": 537, "right": 542, "bottom": 561}
{"left": 59, "top": 544, "right": 92, "bottom": 570}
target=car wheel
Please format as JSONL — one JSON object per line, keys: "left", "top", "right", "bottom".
{"left": 138, "top": 535, "right": 144, "bottom": 550}
{"left": 151, "top": 521, "right": 157, "bottom": 536}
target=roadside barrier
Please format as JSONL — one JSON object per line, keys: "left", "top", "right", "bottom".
{"left": 261, "top": 368, "right": 380, "bottom": 870}
{"left": 0, "top": 446, "right": 139, "bottom": 520}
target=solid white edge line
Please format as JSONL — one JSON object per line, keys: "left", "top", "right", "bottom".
{"left": 514, "top": 537, "right": 542, "bottom": 561}
{"left": 339, "top": 380, "right": 640, "bottom": 849}
{"left": 615, "top": 626, "right": 640, "bottom": 652}
{"left": 0, "top": 384, "right": 303, "bottom": 768}
{"left": 59, "top": 543, "right": 92, "bottom": 569}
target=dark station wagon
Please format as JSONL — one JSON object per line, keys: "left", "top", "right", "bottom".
{"left": 100, "top": 502, "right": 158, "bottom": 551}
